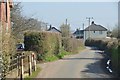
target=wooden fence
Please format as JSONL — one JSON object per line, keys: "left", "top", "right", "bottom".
{"left": 6, "top": 52, "right": 37, "bottom": 79}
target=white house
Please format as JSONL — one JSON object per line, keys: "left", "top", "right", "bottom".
{"left": 84, "top": 21, "right": 107, "bottom": 41}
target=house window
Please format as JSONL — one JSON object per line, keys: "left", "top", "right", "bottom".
{"left": 99, "top": 31, "right": 102, "bottom": 34}
{"left": 94, "top": 31, "right": 95, "bottom": 33}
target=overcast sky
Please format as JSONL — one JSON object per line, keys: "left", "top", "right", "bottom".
{"left": 21, "top": 2, "right": 118, "bottom": 31}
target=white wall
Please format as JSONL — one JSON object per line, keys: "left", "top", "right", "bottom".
{"left": 84, "top": 31, "right": 107, "bottom": 41}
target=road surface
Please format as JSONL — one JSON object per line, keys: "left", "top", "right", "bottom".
{"left": 37, "top": 47, "right": 111, "bottom": 78}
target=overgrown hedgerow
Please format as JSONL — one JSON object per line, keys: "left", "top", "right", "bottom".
{"left": 24, "top": 31, "right": 84, "bottom": 62}
{"left": 62, "top": 37, "right": 83, "bottom": 53}
{"left": 24, "top": 31, "right": 61, "bottom": 62}
{"left": 85, "top": 38, "right": 119, "bottom": 76}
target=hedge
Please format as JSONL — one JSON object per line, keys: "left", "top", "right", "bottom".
{"left": 24, "top": 30, "right": 85, "bottom": 62}
{"left": 111, "top": 40, "right": 120, "bottom": 76}
{"left": 62, "top": 37, "right": 84, "bottom": 53}
{"left": 85, "top": 38, "right": 119, "bottom": 76}
{"left": 24, "top": 31, "right": 61, "bottom": 61}
{"left": 85, "top": 39, "right": 118, "bottom": 55}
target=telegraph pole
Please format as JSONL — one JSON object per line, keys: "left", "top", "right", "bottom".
{"left": 82, "top": 23, "right": 84, "bottom": 30}
{"left": 66, "top": 18, "right": 68, "bottom": 25}
{"left": 83, "top": 23, "right": 85, "bottom": 41}
{"left": 86, "top": 17, "right": 93, "bottom": 26}
{"left": 86, "top": 17, "right": 93, "bottom": 38}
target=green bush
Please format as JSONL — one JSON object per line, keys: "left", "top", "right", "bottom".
{"left": 111, "top": 41, "right": 120, "bottom": 76}
{"left": 111, "top": 46, "right": 119, "bottom": 75}
{"left": 24, "top": 31, "right": 61, "bottom": 62}
{"left": 62, "top": 37, "right": 83, "bottom": 53}
{"left": 118, "top": 44, "right": 120, "bottom": 76}
{"left": 2, "top": 34, "right": 17, "bottom": 78}
{"left": 57, "top": 47, "right": 70, "bottom": 59}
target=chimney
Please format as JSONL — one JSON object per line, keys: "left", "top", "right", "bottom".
{"left": 91, "top": 21, "right": 94, "bottom": 24}
{"left": 76, "top": 28, "right": 79, "bottom": 31}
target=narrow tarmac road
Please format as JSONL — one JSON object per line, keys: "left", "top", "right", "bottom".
{"left": 37, "top": 47, "right": 111, "bottom": 78}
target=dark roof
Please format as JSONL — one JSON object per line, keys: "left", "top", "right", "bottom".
{"left": 73, "top": 29, "right": 84, "bottom": 35}
{"left": 85, "top": 22, "right": 107, "bottom": 31}
{"left": 47, "top": 27, "right": 61, "bottom": 33}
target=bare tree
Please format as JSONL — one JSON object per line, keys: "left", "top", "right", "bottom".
{"left": 60, "top": 23, "right": 70, "bottom": 37}
{"left": 11, "top": 3, "right": 47, "bottom": 42}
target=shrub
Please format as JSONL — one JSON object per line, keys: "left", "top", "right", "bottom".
{"left": 118, "top": 43, "right": 120, "bottom": 76}
{"left": 111, "top": 46, "right": 119, "bottom": 75}
{"left": 57, "top": 47, "right": 70, "bottom": 59}
{"left": 2, "top": 33, "right": 17, "bottom": 78}
{"left": 62, "top": 37, "right": 83, "bottom": 53}
{"left": 111, "top": 40, "right": 120, "bottom": 76}
{"left": 24, "top": 31, "right": 61, "bottom": 61}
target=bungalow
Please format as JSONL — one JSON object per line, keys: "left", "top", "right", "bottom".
{"left": 47, "top": 25, "right": 61, "bottom": 33}
{"left": 73, "top": 29, "right": 84, "bottom": 39}
{"left": 84, "top": 21, "right": 107, "bottom": 40}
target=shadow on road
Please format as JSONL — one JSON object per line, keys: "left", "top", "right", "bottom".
{"left": 81, "top": 60, "right": 103, "bottom": 74}
{"left": 80, "top": 57, "right": 113, "bottom": 78}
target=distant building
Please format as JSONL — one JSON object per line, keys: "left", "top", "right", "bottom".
{"left": 73, "top": 29, "right": 84, "bottom": 39}
{"left": 84, "top": 21, "right": 107, "bottom": 40}
{"left": 47, "top": 25, "right": 61, "bottom": 33}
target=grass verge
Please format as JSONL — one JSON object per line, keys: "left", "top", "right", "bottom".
{"left": 57, "top": 49, "right": 71, "bottom": 59}
{"left": 58, "top": 46, "right": 85, "bottom": 58}
{"left": 44, "top": 55, "right": 59, "bottom": 62}
{"left": 37, "top": 46, "right": 86, "bottom": 62}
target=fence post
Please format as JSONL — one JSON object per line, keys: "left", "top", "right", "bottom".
{"left": 32, "top": 53, "right": 36, "bottom": 71}
{"left": 34, "top": 59, "right": 36, "bottom": 71}
{"left": 17, "top": 55, "right": 20, "bottom": 77}
{"left": 20, "top": 53, "right": 24, "bottom": 80}
{"left": 28, "top": 55, "right": 32, "bottom": 76}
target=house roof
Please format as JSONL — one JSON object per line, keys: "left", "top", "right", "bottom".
{"left": 47, "top": 27, "right": 61, "bottom": 33}
{"left": 73, "top": 29, "right": 84, "bottom": 35}
{"left": 84, "top": 21, "right": 107, "bottom": 31}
